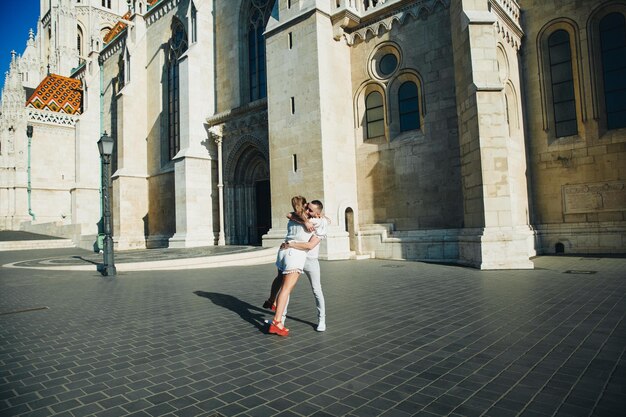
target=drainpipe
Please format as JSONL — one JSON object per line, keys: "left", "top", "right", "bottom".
{"left": 26, "top": 125, "right": 36, "bottom": 221}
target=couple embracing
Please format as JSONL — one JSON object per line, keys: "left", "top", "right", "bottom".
{"left": 263, "top": 196, "right": 328, "bottom": 337}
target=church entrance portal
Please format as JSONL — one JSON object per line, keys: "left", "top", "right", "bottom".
{"left": 226, "top": 142, "right": 270, "bottom": 245}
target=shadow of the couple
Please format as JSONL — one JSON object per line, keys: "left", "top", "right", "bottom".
{"left": 193, "top": 291, "right": 315, "bottom": 332}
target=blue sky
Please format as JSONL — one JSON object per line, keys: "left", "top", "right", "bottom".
{"left": 0, "top": 1, "right": 40, "bottom": 93}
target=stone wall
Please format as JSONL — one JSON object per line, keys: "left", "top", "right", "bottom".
{"left": 521, "top": 0, "right": 626, "bottom": 254}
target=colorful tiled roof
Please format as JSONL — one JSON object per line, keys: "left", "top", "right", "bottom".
{"left": 103, "top": 11, "right": 132, "bottom": 44}
{"left": 25, "top": 74, "right": 82, "bottom": 115}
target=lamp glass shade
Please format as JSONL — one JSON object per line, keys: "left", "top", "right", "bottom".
{"left": 98, "top": 133, "right": 114, "bottom": 157}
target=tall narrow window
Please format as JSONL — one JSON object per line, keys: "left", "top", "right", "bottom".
{"left": 600, "top": 13, "right": 626, "bottom": 130}
{"left": 548, "top": 30, "right": 577, "bottom": 137}
{"left": 77, "top": 29, "right": 82, "bottom": 57}
{"left": 246, "top": 1, "right": 275, "bottom": 102}
{"left": 248, "top": 11, "right": 266, "bottom": 101}
{"left": 190, "top": 3, "right": 197, "bottom": 43}
{"left": 118, "top": 52, "right": 125, "bottom": 88}
{"left": 124, "top": 48, "right": 131, "bottom": 84}
{"left": 167, "top": 19, "right": 188, "bottom": 161}
{"left": 398, "top": 81, "right": 420, "bottom": 132}
{"left": 366, "top": 91, "right": 384, "bottom": 138}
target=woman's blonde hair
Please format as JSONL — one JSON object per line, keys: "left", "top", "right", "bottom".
{"left": 291, "top": 195, "right": 308, "bottom": 223}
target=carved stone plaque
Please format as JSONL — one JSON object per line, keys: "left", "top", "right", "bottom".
{"left": 562, "top": 181, "right": 626, "bottom": 214}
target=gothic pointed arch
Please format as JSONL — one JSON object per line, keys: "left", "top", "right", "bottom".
{"left": 226, "top": 134, "right": 270, "bottom": 184}
{"left": 224, "top": 134, "right": 271, "bottom": 245}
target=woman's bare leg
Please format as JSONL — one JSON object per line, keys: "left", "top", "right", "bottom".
{"left": 269, "top": 270, "right": 283, "bottom": 303}
{"left": 264, "top": 269, "right": 284, "bottom": 308}
{"left": 273, "top": 271, "right": 300, "bottom": 329}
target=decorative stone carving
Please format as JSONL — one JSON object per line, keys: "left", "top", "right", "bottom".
{"left": 146, "top": 0, "right": 181, "bottom": 27}
{"left": 101, "top": 38, "right": 125, "bottom": 61}
{"left": 333, "top": 0, "right": 451, "bottom": 45}
{"left": 27, "top": 109, "right": 79, "bottom": 127}
{"left": 490, "top": 0, "right": 523, "bottom": 50}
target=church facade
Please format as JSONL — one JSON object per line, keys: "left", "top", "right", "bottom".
{"left": 0, "top": 0, "right": 624, "bottom": 269}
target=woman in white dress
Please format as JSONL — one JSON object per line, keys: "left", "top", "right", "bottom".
{"left": 268, "top": 196, "right": 322, "bottom": 336}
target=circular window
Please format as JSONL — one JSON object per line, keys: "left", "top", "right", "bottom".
{"left": 379, "top": 54, "right": 398, "bottom": 76}
{"left": 369, "top": 43, "right": 402, "bottom": 80}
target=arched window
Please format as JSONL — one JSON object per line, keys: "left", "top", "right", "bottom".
{"left": 246, "top": 0, "right": 275, "bottom": 102}
{"left": 118, "top": 48, "right": 130, "bottom": 88}
{"left": 100, "top": 27, "right": 111, "bottom": 43}
{"left": 248, "top": 11, "right": 266, "bottom": 101}
{"left": 118, "top": 53, "right": 125, "bottom": 88}
{"left": 548, "top": 30, "right": 577, "bottom": 138}
{"left": 190, "top": 2, "right": 197, "bottom": 43}
{"left": 599, "top": 12, "right": 626, "bottom": 130}
{"left": 398, "top": 81, "right": 420, "bottom": 132}
{"left": 366, "top": 91, "right": 384, "bottom": 138}
{"left": 77, "top": 27, "right": 83, "bottom": 57}
{"left": 167, "top": 19, "right": 188, "bottom": 161}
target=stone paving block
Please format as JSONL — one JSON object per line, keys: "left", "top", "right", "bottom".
{"left": 171, "top": 404, "right": 204, "bottom": 417}
{"left": 143, "top": 402, "right": 177, "bottom": 417}
{"left": 70, "top": 402, "right": 105, "bottom": 416}
{"left": 19, "top": 408, "right": 54, "bottom": 417}
{"left": 216, "top": 402, "right": 246, "bottom": 416}
{"left": 216, "top": 392, "right": 243, "bottom": 404}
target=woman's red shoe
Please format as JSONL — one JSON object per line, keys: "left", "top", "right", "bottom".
{"left": 268, "top": 320, "right": 289, "bottom": 336}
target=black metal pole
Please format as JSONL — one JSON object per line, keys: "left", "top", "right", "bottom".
{"left": 102, "top": 154, "right": 116, "bottom": 276}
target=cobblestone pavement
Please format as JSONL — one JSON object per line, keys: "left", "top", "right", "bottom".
{"left": 1, "top": 248, "right": 625, "bottom": 417}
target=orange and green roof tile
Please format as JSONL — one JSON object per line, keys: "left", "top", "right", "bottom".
{"left": 25, "top": 74, "right": 82, "bottom": 115}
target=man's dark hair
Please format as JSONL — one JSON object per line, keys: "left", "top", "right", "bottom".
{"left": 310, "top": 200, "right": 323, "bottom": 210}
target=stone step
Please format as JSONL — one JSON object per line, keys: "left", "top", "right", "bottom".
{"left": 0, "top": 239, "right": 75, "bottom": 251}
{"left": 113, "top": 247, "right": 277, "bottom": 272}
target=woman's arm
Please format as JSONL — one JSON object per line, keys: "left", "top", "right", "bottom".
{"left": 286, "top": 212, "right": 315, "bottom": 232}
{"left": 280, "top": 235, "right": 322, "bottom": 251}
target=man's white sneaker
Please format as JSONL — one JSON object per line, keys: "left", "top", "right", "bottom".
{"left": 316, "top": 320, "right": 326, "bottom": 332}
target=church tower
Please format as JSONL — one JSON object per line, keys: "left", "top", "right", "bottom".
{"left": 39, "top": 0, "right": 79, "bottom": 76}
{"left": 38, "top": 0, "right": 129, "bottom": 78}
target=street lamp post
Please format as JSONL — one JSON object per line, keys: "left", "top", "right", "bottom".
{"left": 97, "top": 132, "right": 116, "bottom": 276}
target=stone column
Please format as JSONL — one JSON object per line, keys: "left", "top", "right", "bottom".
{"left": 212, "top": 128, "right": 226, "bottom": 246}
{"left": 450, "top": 0, "right": 534, "bottom": 269}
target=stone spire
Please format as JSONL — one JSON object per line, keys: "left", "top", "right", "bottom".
{"left": 28, "top": 29, "right": 35, "bottom": 46}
